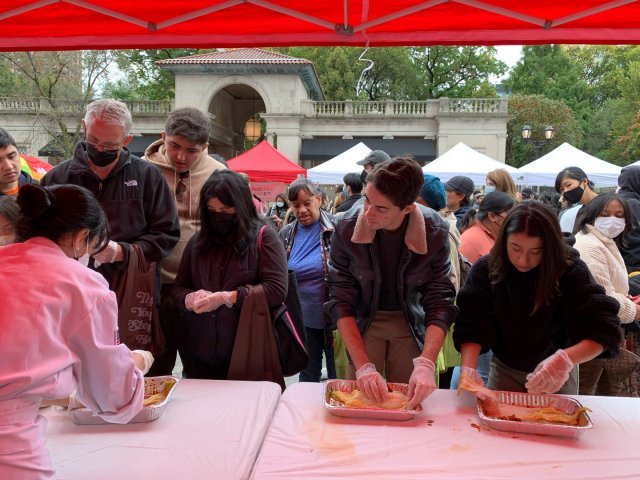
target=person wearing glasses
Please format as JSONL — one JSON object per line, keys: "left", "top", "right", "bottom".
{"left": 143, "top": 107, "right": 226, "bottom": 375}
{"left": 41, "top": 99, "right": 180, "bottom": 353}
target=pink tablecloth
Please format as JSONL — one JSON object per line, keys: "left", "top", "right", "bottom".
{"left": 251, "top": 383, "right": 640, "bottom": 480}
{"left": 45, "top": 379, "right": 281, "bottom": 480}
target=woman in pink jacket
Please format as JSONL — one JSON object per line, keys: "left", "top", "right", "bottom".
{"left": 0, "top": 184, "right": 152, "bottom": 479}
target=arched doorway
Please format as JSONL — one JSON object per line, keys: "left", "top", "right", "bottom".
{"left": 208, "top": 84, "right": 265, "bottom": 160}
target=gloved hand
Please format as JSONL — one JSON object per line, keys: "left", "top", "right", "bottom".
{"left": 185, "top": 289, "right": 211, "bottom": 311}
{"left": 132, "top": 350, "right": 154, "bottom": 375}
{"left": 193, "top": 291, "right": 233, "bottom": 314}
{"left": 458, "top": 366, "right": 490, "bottom": 400}
{"left": 525, "top": 349, "right": 574, "bottom": 394}
{"left": 355, "top": 362, "right": 388, "bottom": 404}
{"left": 407, "top": 356, "right": 436, "bottom": 410}
{"left": 93, "top": 240, "right": 121, "bottom": 265}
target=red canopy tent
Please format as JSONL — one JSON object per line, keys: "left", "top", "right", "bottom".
{"left": 227, "top": 141, "right": 305, "bottom": 183}
{"left": 0, "top": 1, "right": 639, "bottom": 51}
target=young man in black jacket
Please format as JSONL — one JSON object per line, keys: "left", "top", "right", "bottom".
{"left": 325, "top": 157, "right": 457, "bottom": 410}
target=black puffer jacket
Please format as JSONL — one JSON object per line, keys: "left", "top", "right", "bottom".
{"left": 618, "top": 165, "right": 640, "bottom": 272}
{"left": 324, "top": 204, "right": 457, "bottom": 351}
{"left": 172, "top": 224, "right": 288, "bottom": 365}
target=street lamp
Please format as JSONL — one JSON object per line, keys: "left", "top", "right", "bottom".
{"left": 521, "top": 124, "right": 555, "bottom": 159}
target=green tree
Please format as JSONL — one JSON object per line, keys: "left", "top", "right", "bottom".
{"left": 0, "top": 50, "right": 117, "bottom": 158}
{"left": 409, "top": 46, "right": 507, "bottom": 99}
{"left": 108, "top": 49, "right": 201, "bottom": 100}
{"left": 506, "top": 95, "right": 582, "bottom": 168}
{"left": 504, "top": 46, "right": 591, "bottom": 128}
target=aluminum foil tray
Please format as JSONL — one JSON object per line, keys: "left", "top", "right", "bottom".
{"left": 323, "top": 379, "right": 421, "bottom": 421}
{"left": 476, "top": 391, "right": 592, "bottom": 438}
{"left": 68, "top": 375, "right": 180, "bottom": 425}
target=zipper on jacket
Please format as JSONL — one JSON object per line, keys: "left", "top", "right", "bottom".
{"left": 398, "top": 249, "right": 421, "bottom": 346}
{"left": 365, "top": 242, "right": 381, "bottom": 333}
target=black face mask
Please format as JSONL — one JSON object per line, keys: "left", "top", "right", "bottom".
{"left": 563, "top": 185, "right": 584, "bottom": 204}
{"left": 86, "top": 142, "right": 119, "bottom": 167}
{"left": 208, "top": 211, "right": 236, "bottom": 235}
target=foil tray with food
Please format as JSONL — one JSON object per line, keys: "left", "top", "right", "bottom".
{"left": 476, "top": 390, "right": 592, "bottom": 438}
{"left": 323, "top": 379, "right": 422, "bottom": 421}
{"left": 68, "top": 375, "right": 180, "bottom": 425}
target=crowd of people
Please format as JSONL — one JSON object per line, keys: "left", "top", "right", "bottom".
{"left": 2, "top": 97, "right": 640, "bottom": 477}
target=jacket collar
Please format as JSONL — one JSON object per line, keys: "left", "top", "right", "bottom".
{"left": 351, "top": 205, "right": 428, "bottom": 255}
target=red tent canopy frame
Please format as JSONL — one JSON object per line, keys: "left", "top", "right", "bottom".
{"left": 227, "top": 140, "right": 305, "bottom": 183}
{"left": 1, "top": 1, "right": 640, "bottom": 51}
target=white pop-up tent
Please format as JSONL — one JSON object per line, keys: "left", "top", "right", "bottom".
{"left": 422, "top": 142, "right": 516, "bottom": 185}
{"left": 307, "top": 142, "right": 371, "bottom": 184}
{"left": 515, "top": 143, "right": 621, "bottom": 187}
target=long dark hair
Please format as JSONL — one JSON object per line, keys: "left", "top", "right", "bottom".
{"left": 16, "top": 184, "right": 109, "bottom": 250}
{"left": 554, "top": 166, "right": 594, "bottom": 194}
{"left": 489, "top": 201, "right": 572, "bottom": 314}
{"left": 574, "top": 192, "right": 634, "bottom": 248}
{"left": 196, "top": 170, "right": 262, "bottom": 256}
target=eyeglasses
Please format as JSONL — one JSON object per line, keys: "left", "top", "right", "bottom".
{"left": 85, "top": 136, "right": 121, "bottom": 154}
{"left": 176, "top": 170, "right": 190, "bottom": 196}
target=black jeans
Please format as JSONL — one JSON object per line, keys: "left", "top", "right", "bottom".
{"left": 147, "top": 283, "right": 181, "bottom": 377}
{"left": 299, "top": 327, "right": 336, "bottom": 382}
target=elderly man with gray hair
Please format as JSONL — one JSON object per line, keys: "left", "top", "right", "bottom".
{"left": 41, "top": 99, "right": 180, "bottom": 354}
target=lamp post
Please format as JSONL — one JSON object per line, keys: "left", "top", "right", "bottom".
{"left": 521, "top": 124, "right": 555, "bottom": 159}
{"left": 244, "top": 94, "right": 261, "bottom": 144}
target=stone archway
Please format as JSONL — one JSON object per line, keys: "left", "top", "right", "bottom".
{"left": 207, "top": 84, "right": 266, "bottom": 160}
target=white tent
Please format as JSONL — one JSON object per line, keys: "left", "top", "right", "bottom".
{"left": 422, "top": 142, "right": 516, "bottom": 185}
{"left": 515, "top": 143, "right": 621, "bottom": 187}
{"left": 307, "top": 142, "right": 371, "bottom": 184}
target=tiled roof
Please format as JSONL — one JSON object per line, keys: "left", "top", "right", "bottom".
{"left": 156, "top": 48, "right": 311, "bottom": 65}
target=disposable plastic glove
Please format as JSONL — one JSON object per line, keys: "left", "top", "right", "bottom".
{"left": 193, "top": 291, "right": 233, "bottom": 314}
{"left": 355, "top": 362, "right": 388, "bottom": 404}
{"left": 525, "top": 349, "right": 574, "bottom": 394}
{"left": 185, "top": 290, "right": 211, "bottom": 311}
{"left": 407, "top": 356, "right": 436, "bottom": 410}
{"left": 132, "top": 350, "right": 154, "bottom": 375}
{"left": 93, "top": 240, "right": 121, "bottom": 265}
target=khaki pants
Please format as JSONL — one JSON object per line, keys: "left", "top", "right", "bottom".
{"left": 346, "top": 310, "right": 420, "bottom": 383}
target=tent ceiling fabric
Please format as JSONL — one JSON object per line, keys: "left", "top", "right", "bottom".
{"left": 3, "top": 1, "right": 640, "bottom": 50}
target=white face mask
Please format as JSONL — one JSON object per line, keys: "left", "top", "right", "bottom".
{"left": 74, "top": 237, "right": 91, "bottom": 267}
{"left": 594, "top": 216, "right": 626, "bottom": 239}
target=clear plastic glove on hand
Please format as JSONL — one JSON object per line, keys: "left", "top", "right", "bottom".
{"left": 93, "top": 240, "right": 121, "bottom": 265}
{"left": 355, "top": 362, "right": 388, "bottom": 404}
{"left": 132, "top": 350, "right": 154, "bottom": 375}
{"left": 525, "top": 349, "right": 573, "bottom": 394}
{"left": 185, "top": 290, "right": 211, "bottom": 311}
{"left": 407, "top": 357, "right": 436, "bottom": 410}
{"left": 193, "top": 291, "right": 233, "bottom": 314}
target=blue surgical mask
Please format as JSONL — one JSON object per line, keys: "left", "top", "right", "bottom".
{"left": 485, "top": 185, "right": 496, "bottom": 194}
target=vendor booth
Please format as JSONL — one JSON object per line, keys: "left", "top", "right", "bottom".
{"left": 515, "top": 142, "right": 622, "bottom": 187}
{"left": 423, "top": 142, "right": 517, "bottom": 185}
{"left": 307, "top": 142, "right": 371, "bottom": 185}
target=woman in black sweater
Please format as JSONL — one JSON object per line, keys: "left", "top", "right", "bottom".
{"left": 454, "top": 201, "right": 621, "bottom": 394}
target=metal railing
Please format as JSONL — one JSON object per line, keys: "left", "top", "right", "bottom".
{"left": 0, "top": 97, "right": 174, "bottom": 115}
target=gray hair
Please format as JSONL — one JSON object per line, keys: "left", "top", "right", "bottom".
{"left": 84, "top": 99, "right": 133, "bottom": 135}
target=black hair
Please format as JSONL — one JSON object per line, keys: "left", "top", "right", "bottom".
{"left": 477, "top": 191, "right": 516, "bottom": 221}
{"left": 16, "top": 184, "right": 108, "bottom": 250}
{"left": 196, "top": 170, "right": 261, "bottom": 256}
{"left": 555, "top": 166, "right": 594, "bottom": 194}
{"left": 574, "top": 192, "right": 634, "bottom": 248}
{"left": 0, "top": 127, "right": 17, "bottom": 149}
{"left": 287, "top": 178, "right": 320, "bottom": 203}
{"left": 274, "top": 193, "right": 288, "bottom": 206}
{"left": 459, "top": 209, "right": 477, "bottom": 234}
{"left": 489, "top": 201, "right": 572, "bottom": 314}
{"left": 367, "top": 157, "right": 423, "bottom": 208}
{"left": 0, "top": 196, "right": 20, "bottom": 226}
{"left": 343, "top": 172, "right": 363, "bottom": 194}
{"left": 164, "top": 107, "right": 211, "bottom": 145}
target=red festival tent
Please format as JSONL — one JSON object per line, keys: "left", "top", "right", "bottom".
{"left": 227, "top": 141, "right": 306, "bottom": 183}
{"left": 0, "top": 2, "right": 639, "bottom": 51}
